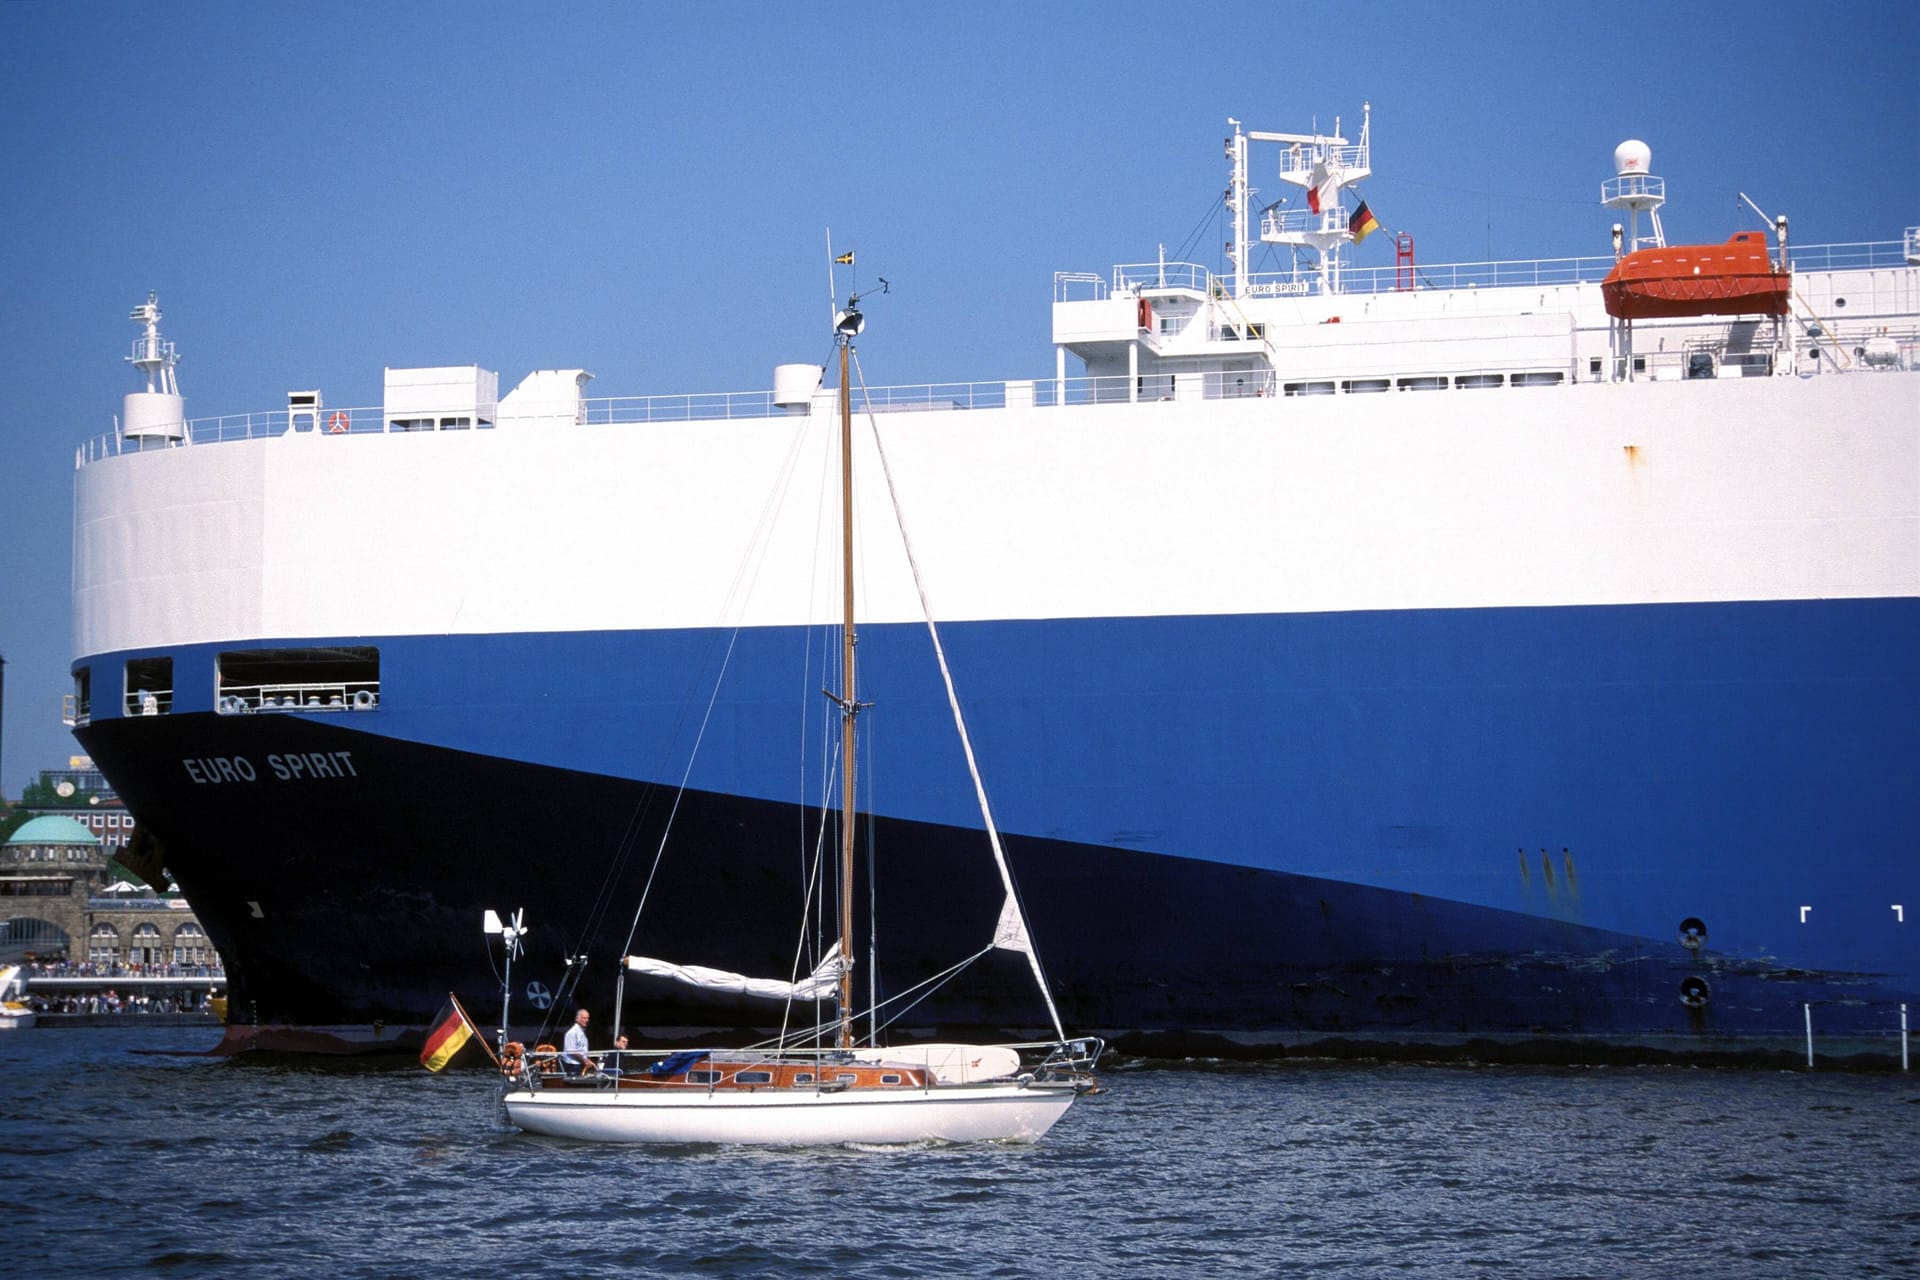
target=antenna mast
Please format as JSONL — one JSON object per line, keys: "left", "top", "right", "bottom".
{"left": 1241, "top": 102, "right": 1372, "bottom": 299}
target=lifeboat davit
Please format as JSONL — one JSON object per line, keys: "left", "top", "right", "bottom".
{"left": 1601, "top": 231, "right": 1790, "bottom": 320}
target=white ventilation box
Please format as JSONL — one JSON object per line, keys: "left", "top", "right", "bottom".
{"left": 383, "top": 365, "right": 498, "bottom": 432}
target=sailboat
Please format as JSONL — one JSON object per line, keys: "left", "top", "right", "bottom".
{"left": 492, "top": 294, "right": 1103, "bottom": 1145}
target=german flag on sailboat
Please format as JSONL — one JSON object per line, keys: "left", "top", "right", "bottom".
{"left": 1348, "top": 200, "right": 1381, "bottom": 245}
{"left": 419, "top": 994, "right": 479, "bottom": 1072}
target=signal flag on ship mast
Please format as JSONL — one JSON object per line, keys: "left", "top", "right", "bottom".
{"left": 1306, "top": 158, "right": 1341, "bottom": 214}
{"left": 834, "top": 251, "right": 855, "bottom": 264}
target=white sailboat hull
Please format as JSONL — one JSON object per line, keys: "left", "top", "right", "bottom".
{"left": 501, "top": 1080, "right": 1079, "bottom": 1146}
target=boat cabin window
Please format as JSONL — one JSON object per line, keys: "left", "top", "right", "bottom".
{"left": 792, "top": 1072, "right": 814, "bottom": 1085}
{"left": 71, "top": 667, "right": 91, "bottom": 722}
{"left": 216, "top": 646, "right": 380, "bottom": 715}
{"left": 880, "top": 1074, "right": 903, "bottom": 1084}
{"left": 125, "top": 656, "right": 173, "bottom": 716}
{"left": 734, "top": 1070, "right": 773, "bottom": 1084}
{"left": 836, "top": 1073, "right": 859, "bottom": 1083}
{"left": 687, "top": 1069, "right": 721, "bottom": 1084}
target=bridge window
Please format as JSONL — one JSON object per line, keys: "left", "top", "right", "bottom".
{"left": 90, "top": 923, "right": 119, "bottom": 965}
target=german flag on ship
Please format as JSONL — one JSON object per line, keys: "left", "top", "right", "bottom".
{"left": 419, "top": 994, "right": 482, "bottom": 1072}
{"left": 1348, "top": 200, "right": 1381, "bottom": 245}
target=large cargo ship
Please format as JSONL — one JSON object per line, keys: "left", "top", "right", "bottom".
{"left": 69, "top": 109, "right": 1920, "bottom": 1062}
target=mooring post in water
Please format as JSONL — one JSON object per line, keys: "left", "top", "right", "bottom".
{"left": 1804, "top": 1003, "right": 1814, "bottom": 1069}
{"left": 1902, "top": 1003, "right": 1910, "bottom": 1073}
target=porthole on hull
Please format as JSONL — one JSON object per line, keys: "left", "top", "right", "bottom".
{"left": 1678, "top": 917, "right": 1707, "bottom": 950}
{"left": 1679, "top": 976, "right": 1710, "bottom": 1009}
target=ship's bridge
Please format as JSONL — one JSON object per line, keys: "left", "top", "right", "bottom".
{"left": 1051, "top": 231, "right": 1920, "bottom": 402}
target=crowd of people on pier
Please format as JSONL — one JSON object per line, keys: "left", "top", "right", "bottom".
{"left": 25, "top": 987, "right": 219, "bottom": 1016}
{"left": 18, "top": 959, "right": 225, "bottom": 980}
{"left": 9, "top": 959, "right": 225, "bottom": 1016}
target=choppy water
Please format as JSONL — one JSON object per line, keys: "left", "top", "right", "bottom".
{"left": 6, "top": 1026, "right": 1918, "bottom": 1278}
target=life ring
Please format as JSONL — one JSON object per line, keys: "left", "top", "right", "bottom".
{"left": 351, "top": 689, "right": 376, "bottom": 710}
{"left": 1137, "top": 297, "right": 1153, "bottom": 329}
{"left": 327, "top": 411, "right": 350, "bottom": 434}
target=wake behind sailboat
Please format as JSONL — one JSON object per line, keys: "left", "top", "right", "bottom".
{"left": 482, "top": 287, "right": 1102, "bottom": 1145}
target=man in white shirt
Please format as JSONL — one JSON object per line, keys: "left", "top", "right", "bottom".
{"left": 562, "top": 1007, "right": 591, "bottom": 1075}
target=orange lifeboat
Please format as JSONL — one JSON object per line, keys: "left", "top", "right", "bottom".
{"left": 1601, "top": 231, "right": 1790, "bottom": 320}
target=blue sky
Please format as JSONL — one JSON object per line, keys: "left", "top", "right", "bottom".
{"left": 2, "top": 0, "right": 1915, "bottom": 799}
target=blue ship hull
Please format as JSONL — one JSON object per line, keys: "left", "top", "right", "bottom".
{"left": 74, "top": 594, "right": 1920, "bottom": 1061}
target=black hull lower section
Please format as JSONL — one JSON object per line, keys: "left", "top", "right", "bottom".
{"left": 78, "top": 714, "right": 1914, "bottom": 1065}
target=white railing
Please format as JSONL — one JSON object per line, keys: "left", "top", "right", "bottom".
{"left": 1327, "top": 254, "right": 1620, "bottom": 293}
{"left": 1053, "top": 271, "right": 1108, "bottom": 302}
{"left": 1277, "top": 142, "right": 1369, "bottom": 179}
{"left": 72, "top": 239, "right": 1918, "bottom": 469}
{"left": 123, "top": 688, "right": 173, "bottom": 717}
{"left": 1601, "top": 173, "right": 1666, "bottom": 206}
{"left": 1785, "top": 238, "right": 1919, "bottom": 272}
{"left": 1081, "top": 237, "right": 1919, "bottom": 305}
{"left": 1113, "top": 262, "right": 1212, "bottom": 293}
{"left": 216, "top": 681, "right": 380, "bottom": 715}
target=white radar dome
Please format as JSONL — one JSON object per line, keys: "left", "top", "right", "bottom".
{"left": 1614, "top": 140, "right": 1652, "bottom": 176}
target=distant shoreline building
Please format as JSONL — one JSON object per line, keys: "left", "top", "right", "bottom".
{"left": 1, "top": 813, "right": 216, "bottom": 968}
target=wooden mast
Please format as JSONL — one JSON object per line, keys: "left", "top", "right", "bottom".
{"left": 835, "top": 326, "right": 857, "bottom": 1050}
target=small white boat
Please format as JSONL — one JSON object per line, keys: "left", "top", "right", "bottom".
{"left": 487, "top": 291, "right": 1102, "bottom": 1145}
{"left": 0, "top": 966, "right": 37, "bottom": 1030}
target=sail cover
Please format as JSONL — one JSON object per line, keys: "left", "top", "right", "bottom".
{"left": 624, "top": 949, "right": 848, "bottom": 1002}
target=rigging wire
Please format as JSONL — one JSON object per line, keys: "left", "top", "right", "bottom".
{"left": 517, "top": 385, "right": 824, "bottom": 1047}
{"left": 1169, "top": 191, "right": 1226, "bottom": 266}
{"left": 849, "top": 347, "right": 1068, "bottom": 1044}
{"left": 750, "top": 942, "right": 998, "bottom": 1052}
{"left": 611, "top": 410, "right": 817, "bottom": 962}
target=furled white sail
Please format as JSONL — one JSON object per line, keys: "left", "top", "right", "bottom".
{"left": 624, "top": 949, "right": 848, "bottom": 1002}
